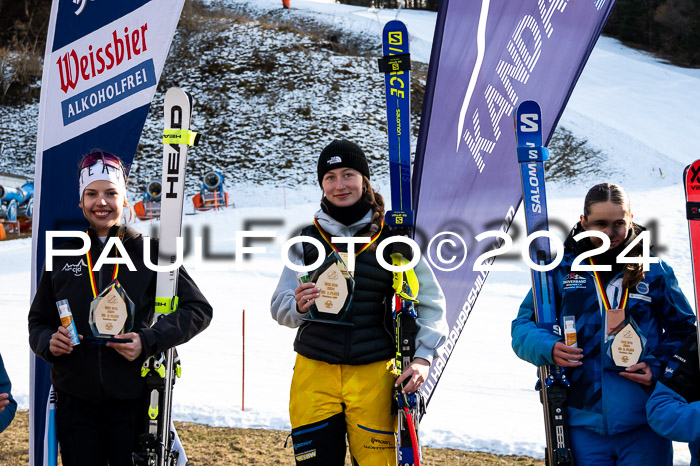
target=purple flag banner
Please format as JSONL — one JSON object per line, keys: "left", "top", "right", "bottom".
{"left": 30, "top": 1, "right": 186, "bottom": 464}
{"left": 413, "top": 0, "right": 616, "bottom": 403}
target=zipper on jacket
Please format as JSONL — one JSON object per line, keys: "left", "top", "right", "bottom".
{"left": 343, "top": 324, "right": 352, "bottom": 362}
{"left": 600, "top": 322, "right": 609, "bottom": 436}
{"left": 97, "top": 344, "right": 105, "bottom": 397}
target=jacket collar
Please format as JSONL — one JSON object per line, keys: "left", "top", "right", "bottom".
{"left": 314, "top": 209, "right": 372, "bottom": 237}
{"left": 87, "top": 225, "right": 139, "bottom": 246}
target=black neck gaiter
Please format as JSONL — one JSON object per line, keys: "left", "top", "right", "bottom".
{"left": 321, "top": 197, "right": 372, "bottom": 226}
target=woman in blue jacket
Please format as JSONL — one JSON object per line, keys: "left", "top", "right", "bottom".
{"left": 0, "top": 352, "right": 17, "bottom": 433}
{"left": 512, "top": 183, "right": 695, "bottom": 465}
{"left": 647, "top": 334, "right": 700, "bottom": 465}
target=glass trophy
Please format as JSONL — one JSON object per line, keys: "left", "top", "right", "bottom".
{"left": 304, "top": 251, "right": 355, "bottom": 326}
{"left": 87, "top": 280, "right": 135, "bottom": 343}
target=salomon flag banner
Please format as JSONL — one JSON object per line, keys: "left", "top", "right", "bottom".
{"left": 30, "top": 1, "right": 186, "bottom": 464}
{"left": 413, "top": 0, "right": 616, "bottom": 403}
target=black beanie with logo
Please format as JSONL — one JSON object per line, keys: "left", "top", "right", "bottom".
{"left": 317, "top": 139, "right": 370, "bottom": 187}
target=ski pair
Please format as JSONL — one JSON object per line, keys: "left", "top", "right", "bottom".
{"left": 379, "top": 20, "right": 422, "bottom": 466}
{"left": 132, "top": 88, "right": 199, "bottom": 466}
{"left": 515, "top": 100, "right": 574, "bottom": 466}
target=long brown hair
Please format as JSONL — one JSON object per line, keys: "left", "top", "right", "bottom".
{"left": 362, "top": 176, "right": 385, "bottom": 234}
{"left": 583, "top": 183, "right": 643, "bottom": 289}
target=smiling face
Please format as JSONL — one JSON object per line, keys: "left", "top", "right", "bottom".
{"left": 581, "top": 200, "right": 632, "bottom": 250}
{"left": 321, "top": 167, "right": 364, "bottom": 207}
{"left": 79, "top": 180, "right": 126, "bottom": 236}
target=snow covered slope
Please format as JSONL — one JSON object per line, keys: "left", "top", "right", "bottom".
{"left": 1, "top": 1, "right": 699, "bottom": 462}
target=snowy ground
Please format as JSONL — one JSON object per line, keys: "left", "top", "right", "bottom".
{"left": 2, "top": 0, "right": 699, "bottom": 462}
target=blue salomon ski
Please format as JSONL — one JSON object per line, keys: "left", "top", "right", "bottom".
{"left": 381, "top": 20, "right": 413, "bottom": 232}
{"left": 515, "top": 100, "right": 573, "bottom": 466}
{"left": 379, "top": 20, "right": 421, "bottom": 466}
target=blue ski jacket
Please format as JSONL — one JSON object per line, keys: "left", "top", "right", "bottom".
{"left": 512, "top": 223, "right": 695, "bottom": 436}
{"left": 0, "top": 353, "right": 17, "bottom": 433}
{"left": 647, "top": 335, "right": 700, "bottom": 465}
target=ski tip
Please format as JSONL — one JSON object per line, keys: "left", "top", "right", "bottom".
{"left": 165, "top": 87, "right": 183, "bottom": 97}
{"left": 165, "top": 87, "right": 194, "bottom": 107}
{"left": 686, "top": 160, "right": 700, "bottom": 192}
{"left": 516, "top": 100, "right": 541, "bottom": 116}
{"left": 515, "top": 100, "right": 544, "bottom": 148}
{"left": 384, "top": 19, "right": 407, "bottom": 29}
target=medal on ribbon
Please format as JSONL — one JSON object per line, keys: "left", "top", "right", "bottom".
{"left": 84, "top": 230, "right": 136, "bottom": 343}
{"left": 590, "top": 258, "right": 646, "bottom": 369}
{"left": 301, "top": 220, "right": 385, "bottom": 325}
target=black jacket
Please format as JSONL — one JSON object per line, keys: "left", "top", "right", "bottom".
{"left": 293, "top": 224, "right": 395, "bottom": 365}
{"left": 660, "top": 334, "right": 700, "bottom": 404}
{"left": 28, "top": 226, "right": 212, "bottom": 402}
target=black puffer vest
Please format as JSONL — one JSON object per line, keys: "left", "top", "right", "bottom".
{"left": 294, "top": 223, "right": 395, "bottom": 365}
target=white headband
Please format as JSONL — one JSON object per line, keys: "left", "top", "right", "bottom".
{"left": 78, "top": 160, "right": 126, "bottom": 199}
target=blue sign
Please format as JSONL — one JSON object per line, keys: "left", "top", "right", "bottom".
{"left": 61, "top": 59, "right": 156, "bottom": 124}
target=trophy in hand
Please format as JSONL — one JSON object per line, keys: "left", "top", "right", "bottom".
{"left": 87, "top": 280, "right": 135, "bottom": 342}
{"left": 610, "top": 323, "right": 644, "bottom": 368}
{"left": 606, "top": 307, "right": 646, "bottom": 370}
{"left": 305, "top": 251, "right": 355, "bottom": 326}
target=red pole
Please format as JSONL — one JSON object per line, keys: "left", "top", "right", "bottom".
{"left": 242, "top": 309, "right": 245, "bottom": 411}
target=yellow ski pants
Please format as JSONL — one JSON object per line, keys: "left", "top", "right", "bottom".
{"left": 289, "top": 354, "right": 397, "bottom": 465}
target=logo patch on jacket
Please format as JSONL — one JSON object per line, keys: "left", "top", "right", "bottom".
{"left": 294, "top": 440, "right": 312, "bottom": 451}
{"left": 62, "top": 259, "right": 89, "bottom": 277}
{"left": 635, "top": 281, "right": 649, "bottom": 294}
{"left": 629, "top": 293, "right": 651, "bottom": 303}
{"left": 563, "top": 273, "right": 586, "bottom": 290}
{"left": 295, "top": 449, "right": 317, "bottom": 461}
{"left": 664, "top": 359, "right": 679, "bottom": 378}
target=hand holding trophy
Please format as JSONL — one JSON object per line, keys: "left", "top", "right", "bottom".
{"left": 303, "top": 251, "right": 355, "bottom": 326}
